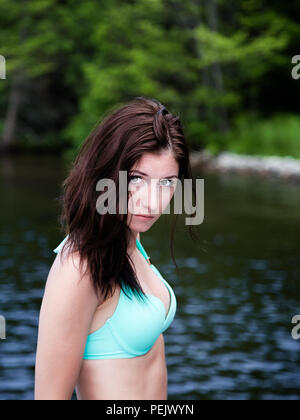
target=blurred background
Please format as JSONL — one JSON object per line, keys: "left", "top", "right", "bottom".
{"left": 0, "top": 0, "right": 299, "bottom": 400}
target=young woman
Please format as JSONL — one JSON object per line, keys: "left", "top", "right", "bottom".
{"left": 34, "top": 97, "right": 197, "bottom": 400}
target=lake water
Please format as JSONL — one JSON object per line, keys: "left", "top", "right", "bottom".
{"left": 0, "top": 155, "right": 299, "bottom": 400}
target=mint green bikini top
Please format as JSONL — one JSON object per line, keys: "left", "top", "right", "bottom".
{"left": 53, "top": 236, "right": 177, "bottom": 359}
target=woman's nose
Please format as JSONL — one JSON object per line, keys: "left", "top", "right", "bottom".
{"left": 140, "top": 180, "right": 160, "bottom": 215}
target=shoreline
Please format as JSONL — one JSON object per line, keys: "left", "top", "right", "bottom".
{"left": 190, "top": 150, "right": 300, "bottom": 183}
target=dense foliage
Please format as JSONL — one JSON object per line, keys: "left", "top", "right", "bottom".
{"left": 0, "top": 0, "right": 299, "bottom": 159}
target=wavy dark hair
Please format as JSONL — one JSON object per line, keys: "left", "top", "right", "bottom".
{"left": 57, "top": 96, "right": 199, "bottom": 303}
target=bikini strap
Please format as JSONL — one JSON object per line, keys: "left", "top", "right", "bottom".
{"left": 136, "top": 238, "right": 152, "bottom": 266}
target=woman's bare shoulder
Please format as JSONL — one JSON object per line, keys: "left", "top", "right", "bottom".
{"left": 47, "top": 249, "right": 103, "bottom": 307}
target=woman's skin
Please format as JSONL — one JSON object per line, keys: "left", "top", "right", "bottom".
{"left": 35, "top": 150, "right": 179, "bottom": 400}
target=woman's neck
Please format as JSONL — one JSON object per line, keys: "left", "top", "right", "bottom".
{"left": 127, "top": 231, "right": 140, "bottom": 256}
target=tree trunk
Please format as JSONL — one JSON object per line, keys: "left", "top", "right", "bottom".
{"left": 204, "top": 0, "right": 229, "bottom": 133}
{"left": 0, "top": 71, "right": 24, "bottom": 151}
{"left": 190, "top": 0, "right": 212, "bottom": 123}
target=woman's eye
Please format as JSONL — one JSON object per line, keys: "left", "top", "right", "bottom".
{"left": 129, "top": 175, "right": 142, "bottom": 184}
{"left": 160, "top": 179, "right": 175, "bottom": 187}
{"left": 129, "top": 175, "right": 175, "bottom": 187}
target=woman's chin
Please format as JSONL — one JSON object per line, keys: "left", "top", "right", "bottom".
{"left": 128, "top": 218, "right": 157, "bottom": 232}
{"left": 130, "top": 222, "right": 152, "bottom": 232}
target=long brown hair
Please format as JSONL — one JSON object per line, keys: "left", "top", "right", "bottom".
{"left": 57, "top": 97, "right": 199, "bottom": 303}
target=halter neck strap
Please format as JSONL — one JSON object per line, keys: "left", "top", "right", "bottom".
{"left": 136, "top": 237, "right": 152, "bottom": 265}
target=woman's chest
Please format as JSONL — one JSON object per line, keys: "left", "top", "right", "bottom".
{"left": 88, "top": 251, "right": 170, "bottom": 335}
{"left": 130, "top": 250, "right": 170, "bottom": 316}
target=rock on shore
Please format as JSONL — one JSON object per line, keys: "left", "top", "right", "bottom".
{"left": 190, "top": 150, "right": 300, "bottom": 182}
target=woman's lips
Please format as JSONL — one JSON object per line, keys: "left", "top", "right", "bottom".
{"left": 134, "top": 214, "right": 155, "bottom": 220}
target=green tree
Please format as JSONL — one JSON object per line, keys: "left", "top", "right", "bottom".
{"left": 0, "top": 0, "right": 298, "bottom": 157}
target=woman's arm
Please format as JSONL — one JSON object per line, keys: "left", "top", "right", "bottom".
{"left": 34, "top": 251, "right": 100, "bottom": 400}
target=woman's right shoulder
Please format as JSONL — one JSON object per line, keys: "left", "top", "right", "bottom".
{"left": 46, "top": 249, "right": 103, "bottom": 308}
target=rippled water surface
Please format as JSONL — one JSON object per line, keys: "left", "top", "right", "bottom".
{"left": 0, "top": 155, "right": 299, "bottom": 400}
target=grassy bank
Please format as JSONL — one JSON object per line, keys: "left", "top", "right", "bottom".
{"left": 206, "top": 113, "right": 300, "bottom": 159}
{"left": 1, "top": 113, "right": 300, "bottom": 162}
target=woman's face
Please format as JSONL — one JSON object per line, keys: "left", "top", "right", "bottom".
{"left": 127, "top": 150, "right": 179, "bottom": 233}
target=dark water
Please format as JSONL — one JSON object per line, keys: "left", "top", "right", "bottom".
{"left": 0, "top": 155, "right": 299, "bottom": 400}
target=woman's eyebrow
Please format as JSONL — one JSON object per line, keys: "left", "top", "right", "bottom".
{"left": 130, "top": 170, "right": 179, "bottom": 178}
